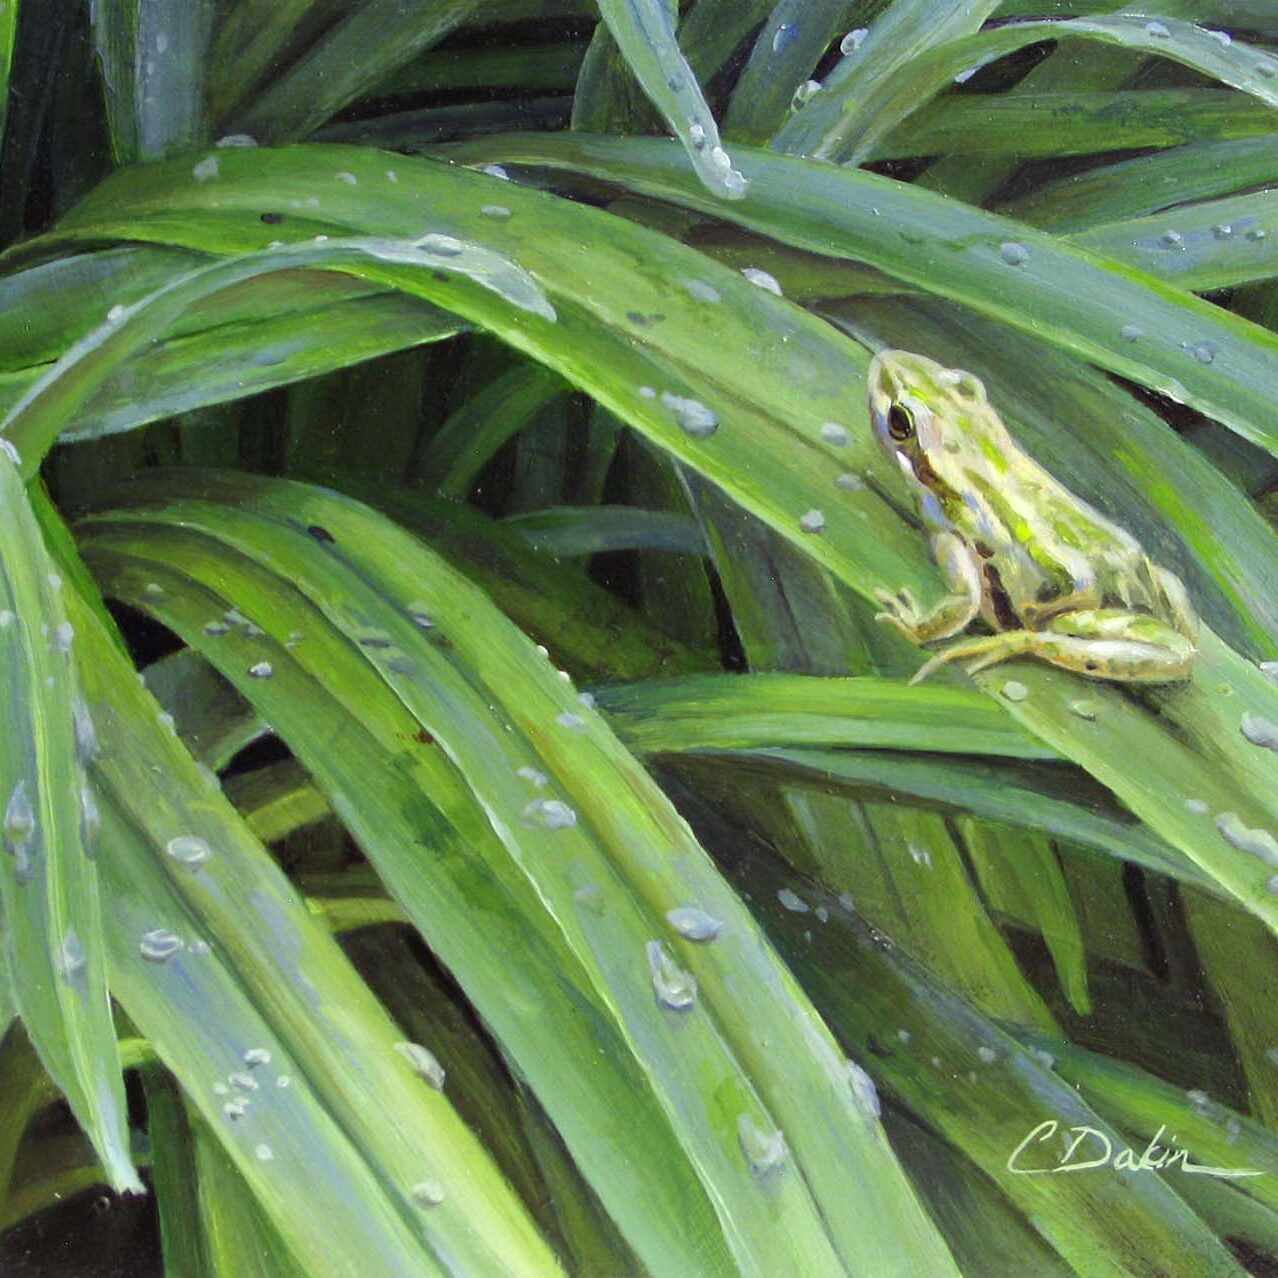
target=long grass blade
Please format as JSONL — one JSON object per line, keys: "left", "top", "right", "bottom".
{"left": 0, "top": 451, "right": 136, "bottom": 1192}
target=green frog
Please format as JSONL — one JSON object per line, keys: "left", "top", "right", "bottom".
{"left": 866, "top": 349, "right": 1198, "bottom": 685}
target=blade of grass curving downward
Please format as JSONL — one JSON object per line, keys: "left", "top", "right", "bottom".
{"left": 771, "top": 0, "right": 998, "bottom": 160}
{"left": 593, "top": 0, "right": 747, "bottom": 199}
{"left": 0, "top": 449, "right": 136, "bottom": 1192}
{"left": 57, "top": 567, "right": 565, "bottom": 1276}
{"left": 80, "top": 468, "right": 963, "bottom": 1278}
{"left": 795, "top": 12, "right": 1278, "bottom": 166}
{"left": 439, "top": 133, "right": 1278, "bottom": 461}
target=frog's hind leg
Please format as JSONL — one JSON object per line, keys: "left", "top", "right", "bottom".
{"left": 909, "top": 609, "right": 1196, "bottom": 685}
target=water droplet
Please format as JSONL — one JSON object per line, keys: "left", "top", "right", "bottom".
{"left": 838, "top": 891, "right": 855, "bottom": 911}
{"left": 412, "top": 1180, "right": 445, "bottom": 1207}
{"left": 5, "top": 780, "right": 34, "bottom": 846}
{"left": 908, "top": 843, "right": 932, "bottom": 869}
{"left": 167, "top": 835, "right": 212, "bottom": 867}
{"left": 1185, "top": 798, "right": 1208, "bottom": 814}
{"left": 75, "top": 698, "right": 97, "bottom": 761}
{"left": 840, "top": 28, "right": 868, "bottom": 54}
{"left": 722, "top": 169, "right": 748, "bottom": 198}
{"left": 1191, "top": 343, "right": 1215, "bottom": 365}
{"left": 277, "top": 1074, "right": 291, "bottom": 1088}
{"left": 144, "top": 582, "right": 164, "bottom": 596}
{"left": 777, "top": 887, "right": 809, "bottom": 914}
{"left": 896, "top": 1028, "right": 910, "bottom": 1043}
{"left": 229, "top": 1072, "right": 259, "bottom": 1093}
{"left": 977, "top": 1045, "right": 998, "bottom": 1064}
{"left": 815, "top": 905, "right": 829, "bottom": 923}
{"left": 1206, "top": 28, "right": 1231, "bottom": 46}
{"left": 213, "top": 1082, "right": 228, "bottom": 1096}
{"left": 646, "top": 940, "right": 696, "bottom": 1011}
{"left": 708, "top": 146, "right": 731, "bottom": 176}
{"left": 1000, "top": 242, "right": 1030, "bottom": 267}
{"left": 1145, "top": 20, "right": 1170, "bottom": 38}
{"left": 0, "top": 610, "right": 12, "bottom": 628}
{"left": 80, "top": 785, "right": 100, "bottom": 850}
{"left": 254, "top": 1143, "right": 274, "bottom": 1162}
{"left": 139, "top": 929, "right": 183, "bottom": 963}
{"left": 820, "top": 422, "right": 850, "bottom": 447}
{"left": 1247, "top": 227, "right": 1268, "bottom": 242}
{"left": 666, "top": 906, "right": 723, "bottom": 942}
{"left": 799, "top": 509, "right": 825, "bottom": 534}
{"left": 660, "top": 391, "right": 718, "bottom": 439}
{"left": 737, "top": 1113, "right": 787, "bottom": 1175}
{"left": 772, "top": 22, "right": 796, "bottom": 53}
{"left": 574, "top": 883, "right": 604, "bottom": 915}
{"left": 835, "top": 472, "right": 865, "bottom": 492}
{"left": 741, "top": 267, "right": 782, "bottom": 296}
{"left": 1215, "top": 812, "right": 1278, "bottom": 865}
{"left": 1001, "top": 680, "right": 1029, "bottom": 702}
{"left": 1260, "top": 661, "right": 1278, "bottom": 684}
{"left": 1160, "top": 229, "right": 1183, "bottom": 248}
{"left": 846, "top": 1059, "right": 880, "bottom": 1120}
{"left": 415, "top": 232, "right": 465, "bottom": 257}
{"left": 791, "top": 79, "right": 821, "bottom": 110}
{"left": 688, "top": 123, "right": 705, "bottom": 149}
{"left": 1260, "top": 62, "right": 1278, "bottom": 79}
{"left": 523, "top": 798, "right": 577, "bottom": 830}
{"left": 187, "top": 940, "right": 210, "bottom": 957}
{"left": 1241, "top": 711, "right": 1278, "bottom": 751}
{"left": 248, "top": 661, "right": 273, "bottom": 679}
{"left": 1187, "top": 1087, "right": 1210, "bottom": 1109}
{"left": 1068, "top": 699, "right": 1097, "bottom": 720}
{"left": 394, "top": 1041, "right": 446, "bottom": 1091}
{"left": 215, "top": 132, "right": 256, "bottom": 148}
{"left": 556, "top": 711, "right": 585, "bottom": 731}
{"left": 482, "top": 164, "right": 510, "bottom": 181}
{"left": 193, "top": 157, "right": 219, "bottom": 182}
{"left": 684, "top": 279, "right": 720, "bottom": 304}
{"left": 480, "top": 204, "right": 512, "bottom": 221}
{"left": 244, "top": 1048, "right": 271, "bottom": 1068}
{"left": 336, "top": 171, "right": 358, "bottom": 186}
{"left": 1213, "top": 223, "right": 1233, "bottom": 240}
{"left": 223, "top": 1098, "right": 248, "bottom": 1120}
{"left": 60, "top": 928, "right": 86, "bottom": 988}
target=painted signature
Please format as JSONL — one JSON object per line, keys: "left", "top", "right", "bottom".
{"left": 1006, "top": 1121, "right": 1264, "bottom": 1179}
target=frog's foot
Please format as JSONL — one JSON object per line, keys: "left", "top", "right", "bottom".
{"left": 909, "top": 611, "right": 1197, "bottom": 686}
{"left": 873, "top": 587, "right": 924, "bottom": 644}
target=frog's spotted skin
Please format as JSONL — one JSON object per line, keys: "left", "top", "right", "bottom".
{"left": 867, "top": 349, "right": 1198, "bottom": 685}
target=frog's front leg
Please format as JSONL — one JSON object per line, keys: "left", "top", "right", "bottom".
{"left": 874, "top": 532, "right": 982, "bottom": 645}
{"left": 909, "top": 609, "right": 1196, "bottom": 686}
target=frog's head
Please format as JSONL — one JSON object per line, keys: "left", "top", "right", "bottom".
{"left": 867, "top": 349, "right": 1007, "bottom": 504}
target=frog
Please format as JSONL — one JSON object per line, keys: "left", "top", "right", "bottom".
{"left": 865, "top": 349, "right": 1198, "bottom": 686}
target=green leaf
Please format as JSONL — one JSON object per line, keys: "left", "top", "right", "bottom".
{"left": 62, "top": 578, "right": 565, "bottom": 1276}
{"left": 593, "top": 672, "right": 1051, "bottom": 759}
{"left": 97, "top": 0, "right": 215, "bottom": 161}
{"left": 885, "top": 90, "right": 1275, "bottom": 160}
{"left": 771, "top": 0, "right": 999, "bottom": 160}
{"left": 229, "top": 0, "right": 485, "bottom": 141}
{"left": 506, "top": 504, "right": 704, "bottom": 556}
{"left": 811, "top": 12, "right": 1278, "bottom": 166}
{"left": 1000, "top": 135, "right": 1278, "bottom": 231}
{"left": 0, "top": 455, "right": 136, "bottom": 1192}
{"left": 594, "top": 0, "right": 747, "bottom": 199}
{"left": 1069, "top": 190, "right": 1278, "bottom": 292}
{"left": 723, "top": 0, "right": 860, "bottom": 146}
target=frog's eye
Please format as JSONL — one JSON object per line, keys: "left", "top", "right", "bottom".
{"left": 886, "top": 403, "right": 915, "bottom": 442}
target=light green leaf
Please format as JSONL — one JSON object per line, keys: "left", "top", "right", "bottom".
{"left": 0, "top": 454, "right": 136, "bottom": 1192}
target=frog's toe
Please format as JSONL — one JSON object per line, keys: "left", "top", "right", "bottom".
{"left": 873, "top": 586, "right": 898, "bottom": 608}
